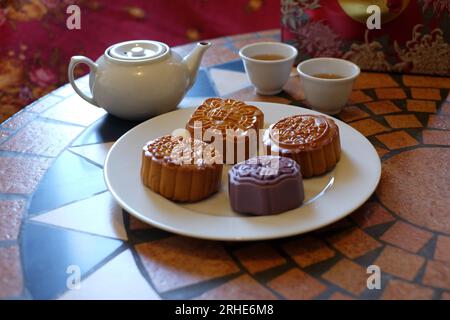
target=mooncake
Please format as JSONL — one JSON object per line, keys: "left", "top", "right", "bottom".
{"left": 141, "top": 135, "right": 223, "bottom": 202}
{"left": 186, "top": 98, "right": 264, "bottom": 164}
{"left": 264, "top": 115, "right": 341, "bottom": 178}
{"left": 228, "top": 155, "right": 304, "bottom": 215}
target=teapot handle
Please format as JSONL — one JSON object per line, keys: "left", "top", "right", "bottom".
{"left": 68, "top": 56, "right": 98, "bottom": 105}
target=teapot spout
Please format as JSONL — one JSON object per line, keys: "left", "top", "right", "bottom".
{"left": 183, "top": 42, "right": 211, "bottom": 90}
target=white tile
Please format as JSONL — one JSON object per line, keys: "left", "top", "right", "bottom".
{"left": 59, "top": 250, "right": 160, "bottom": 300}
{"left": 52, "top": 83, "right": 76, "bottom": 97}
{"left": 42, "top": 94, "right": 106, "bottom": 126}
{"left": 178, "top": 97, "right": 210, "bottom": 109}
{"left": 209, "top": 68, "right": 250, "bottom": 96}
{"left": 31, "top": 192, "right": 127, "bottom": 240}
{"left": 69, "top": 142, "right": 114, "bottom": 166}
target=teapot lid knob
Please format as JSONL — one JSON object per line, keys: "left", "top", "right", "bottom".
{"left": 107, "top": 40, "right": 168, "bottom": 62}
{"left": 131, "top": 47, "right": 145, "bottom": 57}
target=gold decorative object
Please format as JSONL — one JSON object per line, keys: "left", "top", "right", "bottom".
{"left": 337, "top": 0, "right": 410, "bottom": 24}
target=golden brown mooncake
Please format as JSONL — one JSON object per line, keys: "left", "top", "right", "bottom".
{"left": 141, "top": 135, "right": 223, "bottom": 202}
{"left": 185, "top": 98, "right": 264, "bottom": 164}
{"left": 264, "top": 115, "right": 341, "bottom": 178}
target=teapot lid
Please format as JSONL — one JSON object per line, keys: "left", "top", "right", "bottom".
{"left": 106, "top": 40, "right": 168, "bottom": 62}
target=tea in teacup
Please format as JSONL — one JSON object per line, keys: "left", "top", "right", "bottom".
{"left": 312, "top": 73, "right": 345, "bottom": 80}
{"left": 251, "top": 54, "right": 286, "bottom": 61}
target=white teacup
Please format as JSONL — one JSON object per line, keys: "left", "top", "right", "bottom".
{"left": 297, "top": 58, "right": 360, "bottom": 115}
{"left": 239, "top": 42, "right": 298, "bottom": 95}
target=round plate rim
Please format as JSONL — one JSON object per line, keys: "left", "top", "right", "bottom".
{"left": 104, "top": 102, "right": 381, "bottom": 241}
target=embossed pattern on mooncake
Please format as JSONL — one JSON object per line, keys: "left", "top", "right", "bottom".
{"left": 141, "top": 135, "right": 223, "bottom": 202}
{"left": 228, "top": 156, "right": 304, "bottom": 215}
{"left": 186, "top": 98, "right": 264, "bottom": 164}
{"left": 231, "top": 155, "right": 298, "bottom": 182}
{"left": 143, "top": 135, "right": 218, "bottom": 166}
{"left": 264, "top": 115, "right": 341, "bottom": 178}
{"left": 186, "top": 98, "right": 263, "bottom": 134}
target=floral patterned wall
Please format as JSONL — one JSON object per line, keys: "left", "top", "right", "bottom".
{"left": 281, "top": 0, "right": 450, "bottom": 76}
{"left": 0, "top": 0, "right": 279, "bottom": 122}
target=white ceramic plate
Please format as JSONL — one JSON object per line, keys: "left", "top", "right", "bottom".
{"left": 104, "top": 102, "right": 381, "bottom": 241}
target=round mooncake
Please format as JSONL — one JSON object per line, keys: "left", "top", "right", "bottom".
{"left": 186, "top": 98, "right": 264, "bottom": 164}
{"left": 228, "top": 156, "right": 304, "bottom": 215}
{"left": 141, "top": 135, "right": 223, "bottom": 202}
{"left": 264, "top": 115, "right": 341, "bottom": 178}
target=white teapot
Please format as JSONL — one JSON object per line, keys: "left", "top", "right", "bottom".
{"left": 68, "top": 40, "right": 211, "bottom": 120}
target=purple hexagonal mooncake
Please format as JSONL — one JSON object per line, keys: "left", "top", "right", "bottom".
{"left": 228, "top": 155, "right": 304, "bottom": 215}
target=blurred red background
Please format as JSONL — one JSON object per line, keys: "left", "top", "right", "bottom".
{"left": 0, "top": 0, "right": 279, "bottom": 121}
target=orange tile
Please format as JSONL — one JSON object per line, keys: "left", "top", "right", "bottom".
{"left": 381, "top": 280, "right": 434, "bottom": 300}
{"left": 268, "top": 268, "right": 327, "bottom": 300}
{"left": 422, "top": 130, "right": 450, "bottom": 146}
{"left": 0, "top": 200, "right": 26, "bottom": 241}
{"left": 350, "top": 119, "right": 389, "bottom": 136}
{"left": 354, "top": 72, "right": 399, "bottom": 89}
{"left": 441, "top": 292, "right": 450, "bottom": 300}
{"left": 321, "top": 258, "right": 367, "bottom": 295}
{"left": 349, "top": 90, "right": 373, "bottom": 104}
{"left": 428, "top": 115, "right": 450, "bottom": 130}
{"left": 196, "top": 274, "right": 277, "bottom": 300}
{"left": 375, "top": 146, "right": 389, "bottom": 157}
{"left": 380, "top": 221, "right": 433, "bottom": 253}
{"left": 328, "top": 292, "right": 354, "bottom": 300}
{"left": 327, "top": 227, "right": 382, "bottom": 259}
{"left": 0, "top": 246, "right": 23, "bottom": 298}
{"left": 337, "top": 106, "right": 369, "bottom": 122}
{"left": 366, "top": 100, "right": 401, "bottom": 115}
{"left": 422, "top": 260, "right": 450, "bottom": 290}
{"left": 375, "top": 88, "right": 406, "bottom": 100}
{"left": 234, "top": 243, "right": 286, "bottom": 274}
{"left": 376, "top": 131, "right": 419, "bottom": 150}
{"left": 0, "top": 155, "right": 51, "bottom": 194}
{"left": 434, "top": 236, "right": 450, "bottom": 263}
{"left": 377, "top": 148, "right": 450, "bottom": 235}
{"left": 282, "top": 76, "right": 305, "bottom": 100}
{"left": 384, "top": 114, "right": 422, "bottom": 128}
{"left": 227, "top": 87, "right": 292, "bottom": 104}
{"left": 403, "top": 75, "right": 450, "bottom": 89}
{"left": 374, "top": 246, "right": 425, "bottom": 281}
{"left": 135, "top": 236, "right": 240, "bottom": 292}
{"left": 128, "top": 215, "right": 153, "bottom": 230}
{"left": 406, "top": 100, "right": 437, "bottom": 113}
{"left": 0, "top": 120, "right": 84, "bottom": 157}
{"left": 410, "top": 88, "right": 441, "bottom": 100}
{"left": 351, "top": 202, "right": 395, "bottom": 229}
{"left": 282, "top": 236, "right": 335, "bottom": 268}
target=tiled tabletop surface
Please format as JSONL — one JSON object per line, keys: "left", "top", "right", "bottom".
{"left": 1, "top": 29, "right": 449, "bottom": 300}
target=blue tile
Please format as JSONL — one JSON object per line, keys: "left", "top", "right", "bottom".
{"left": 186, "top": 69, "right": 216, "bottom": 97}
{"left": 22, "top": 222, "right": 124, "bottom": 299}
{"left": 212, "top": 60, "right": 245, "bottom": 73}
{"left": 71, "top": 114, "right": 141, "bottom": 146}
{"left": 28, "top": 151, "right": 106, "bottom": 215}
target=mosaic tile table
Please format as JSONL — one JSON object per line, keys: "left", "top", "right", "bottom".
{"left": 1, "top": 30, "right": 449, "bottom": 300}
